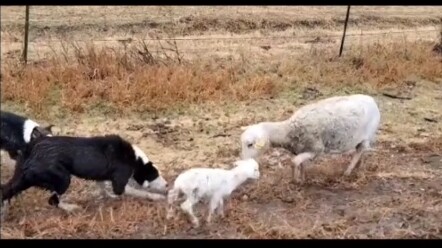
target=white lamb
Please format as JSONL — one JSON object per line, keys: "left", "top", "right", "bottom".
{"left": 240, "top": 94, "right": 381, "bottom": 184}
{"left": 166, "top": 158, "right": 260, "bottom": 227}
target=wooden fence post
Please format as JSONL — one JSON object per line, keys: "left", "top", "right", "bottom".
{"left": 339, "top": 5, "right": 351, "bottom": 57}
{"left": 22, "top": 5, "right": 30, "bottom": 64}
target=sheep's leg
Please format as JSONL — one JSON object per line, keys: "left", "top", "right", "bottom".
{"left": 344, "top": 141, "right": 368, "bottom": 177}
{"left": 291, "top": 152, "right": 316, "bottom": 184}
{"left": 180, "top": 196, "right": 199, "bottom": 227}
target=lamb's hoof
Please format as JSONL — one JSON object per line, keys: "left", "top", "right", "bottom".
{"left": 192, "top": 221, "right": 200, "bottom": 228}
{"left": 343, "top": 170, "right": 352, "bottom": 177}
{"left": 106, "top": 193, "right": 119, "bottom": 199}
{"left": 58, "top": 203, "right": 81, "bottom": 213}
{"left": 150, "top": 193, "right": 166, "bottom": 201}
{"left": 280, "top": 195, "right": 295, "bottom": 203}
{"left": 166, "top": 212, "right": 173, "bottom": 220}
{"left": 290, "top": 179, "right": 304, "bottom": 186}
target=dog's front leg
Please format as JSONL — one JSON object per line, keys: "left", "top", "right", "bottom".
{"left": 124, "top": 185, "right": 166, "bottom": 201}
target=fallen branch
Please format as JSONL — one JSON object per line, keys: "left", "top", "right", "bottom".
{"left": 382, "top": 92, "right": 413, "bottom": 100}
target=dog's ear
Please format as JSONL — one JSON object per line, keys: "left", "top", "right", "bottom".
{"left": 31, "top": 125, "right": 53, "bottom": 140}
{"left": 43, "top": 124, "right": 54, "bottom": 133}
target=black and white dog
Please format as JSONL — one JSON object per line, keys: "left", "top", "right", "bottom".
{"left": 1, "top": 110, "right": 53, "bottom": 163}
{"left": 1, "top": 134, "right": 168, "bottom": 216}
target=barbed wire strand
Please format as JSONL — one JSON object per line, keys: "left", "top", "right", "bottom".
{"left": 14, "top": 28, "right": 439, "bottom": 45}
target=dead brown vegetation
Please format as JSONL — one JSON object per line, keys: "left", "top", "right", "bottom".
{"left": 2, "top": 40, "right": 441, "bottom": 119}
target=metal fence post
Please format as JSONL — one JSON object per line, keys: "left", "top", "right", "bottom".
{"left": 339, "top": 5, "right": 351, "bottom": 57}
{"left": 22, "top": 5, "right": 30, "bottom": 64}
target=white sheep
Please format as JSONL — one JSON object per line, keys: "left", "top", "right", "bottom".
{"left": 240, "top": 94, "right": 381, "bottom": 184}
{"left": 165, "top": 158, "right": 260, "bottom": 228}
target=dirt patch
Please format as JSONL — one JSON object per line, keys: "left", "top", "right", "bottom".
{"left": 1, "top": 103, "right": 441, "bottom": 238}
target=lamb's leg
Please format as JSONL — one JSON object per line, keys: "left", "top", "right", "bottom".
{"left": 96, "top": 181, "right": 118, "bottom": 199}
{"left": 180, "top": 196, "right": 199, "bottom": 228}
{"left": 344, "top": 141, "right": 368, "bottom": 177}
{"left": 166, "top": 188, "right": 180, "bottom": 220}
{"left": 207, "top": 196, "right": 221, "bottom": 224}
{"left": 216, "top": 198, "right": 224, "bottom": 217}
{"left": 48, "top": 192, "right": 80, "bottom": 212}
{"left": 291, "top": 152, "right": 316, "bottom": 184}
{"left": 1, "top": 201, "right": 9, "bottom": 222}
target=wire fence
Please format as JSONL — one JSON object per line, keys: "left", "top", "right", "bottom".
{"left": 1, "top": 6, "right": 441, "bottom": 63}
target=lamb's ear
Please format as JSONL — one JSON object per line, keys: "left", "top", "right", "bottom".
{"left": 240, "top": 125, "right": 249, "bottom": 131}
{"left": 253, "top": 138, "right": 266, "bottom": 150}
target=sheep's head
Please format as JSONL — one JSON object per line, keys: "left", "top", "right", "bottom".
{"left": 233, "top": 158, "right": 260, "bottom": 180}
{"left": 240, "top": 123, "right": 270, "bottom": 160}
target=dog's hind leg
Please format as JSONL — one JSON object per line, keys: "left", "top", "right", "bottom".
{"left": 1, "top": 170, "right": 33, "bottom": 220}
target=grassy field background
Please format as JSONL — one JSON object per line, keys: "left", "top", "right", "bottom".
{"left": 1, "top": 6, "right": 441, "bottom": 239}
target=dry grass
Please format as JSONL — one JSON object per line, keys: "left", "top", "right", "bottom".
{"left": 2, "top": 39, "right": 441, "bottom": 119}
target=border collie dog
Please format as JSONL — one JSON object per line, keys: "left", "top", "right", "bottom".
{"left": 1, "top": 134, "right": 168, "bottom": 213}
{"left": 1, "top": 110, "right": 53, "bottom": 162}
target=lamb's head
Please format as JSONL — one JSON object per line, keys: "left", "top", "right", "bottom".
{"left": 240, "top": 123, "right": 270, "bottom": 160}
{"left": 233, "top": 158, "right": 260, "bottom": 180}
{"left": 131, "top": 145, "right": 168, "bottom": 194}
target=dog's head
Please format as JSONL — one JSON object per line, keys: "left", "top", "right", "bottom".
{"left": 131, "top": 145, "right": 168, "bottom": 194}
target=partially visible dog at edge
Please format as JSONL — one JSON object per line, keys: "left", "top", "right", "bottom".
{"left": 1, "top": 110, "right": 54, "bottom": 164}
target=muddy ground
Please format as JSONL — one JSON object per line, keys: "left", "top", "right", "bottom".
{"left": 1, "top": 81, "right": 441, "bottom": 239}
